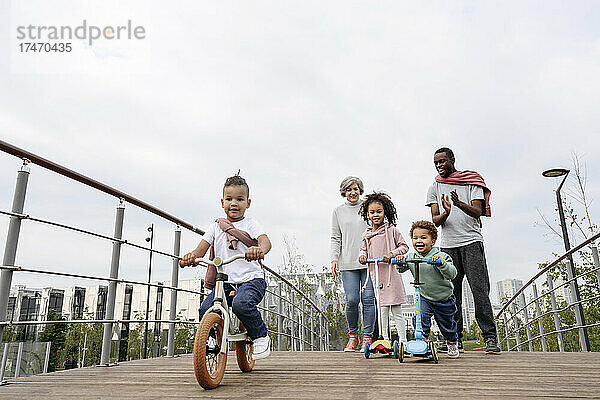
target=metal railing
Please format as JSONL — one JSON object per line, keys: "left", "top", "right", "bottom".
{"left": 0, "top": 140, "right": 329, "bottom": 379}
{"left": 495, "top": 231, "right": 600, "bottom": 352}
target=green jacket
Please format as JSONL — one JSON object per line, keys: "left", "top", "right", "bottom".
{"left": 395, "top": 247, "right": 457, "bottom": 302}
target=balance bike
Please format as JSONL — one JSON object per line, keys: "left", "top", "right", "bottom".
{"left": 363, "top": 258, "right": 399, "bottom": 359}
{"left": 180, "top": 254, "right": 255, "bottom": 389}
{"left": 396, "top": 257, "right": 440, "bottom": 363}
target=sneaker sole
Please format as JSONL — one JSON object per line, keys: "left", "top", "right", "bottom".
{"left": 252, "top": 348, "right": 271, "bottom": 360}
{"left": 448, "top": 354, "right": 460, "bottom": 358}
{"left": 486, "top": 350, "right": 501, "bottom": 355}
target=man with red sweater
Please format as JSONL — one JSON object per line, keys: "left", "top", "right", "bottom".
{"left": 426, "top": 147, "right": 501, "bottom": 354}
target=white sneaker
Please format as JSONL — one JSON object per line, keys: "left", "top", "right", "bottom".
{"left": 252, "top": 336, "right": 270, "bottom": 360}
{"left": 447, "top": 341, "right": 460, "bottom": 358}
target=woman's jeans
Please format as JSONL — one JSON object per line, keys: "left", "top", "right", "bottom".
{"left": 341, "top": 269, "right": 376, "bottom": 337}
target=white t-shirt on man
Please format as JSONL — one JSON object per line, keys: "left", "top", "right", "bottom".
{"left": 202, "top": 217, "right": 266, "bottom": 284}
{"left": 426, "top": 182, "right": 485, "bottom": 248}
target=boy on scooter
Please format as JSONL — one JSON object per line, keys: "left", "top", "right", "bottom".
{"left": 180, "top": 174, "right": 272, "bottom": 360}
{"left": 395, "top": 220, "right": 460, "bottom": 358}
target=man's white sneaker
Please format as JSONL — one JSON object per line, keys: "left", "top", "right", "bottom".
{"left": 447, "top": 341, "right": 460, "bottom": 358}
{"left": 252, "top": 336, "right": 271, "bottom": 360}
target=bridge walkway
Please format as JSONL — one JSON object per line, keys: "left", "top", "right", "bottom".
{"left": 1, "top": 351, "right": 599, "bottom": 399}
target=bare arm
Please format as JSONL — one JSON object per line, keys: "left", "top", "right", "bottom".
{"left": 246, "top": 234, "right": 271, "bottom": 260}
{"left": 430, "top": 199, "right": 450, "bottom": 227}
{"left": 450, "top": 189, "right": 483, "bottom": 218}
{"left": 180, "top": 239, "right": 211, "bottom": 266}
{"left": 257, "top": 234, "right": 272, "bottom": 255}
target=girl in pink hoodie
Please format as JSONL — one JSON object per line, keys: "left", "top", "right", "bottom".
{"left": 358, "top": 192, "right": 409, "bottom": 344}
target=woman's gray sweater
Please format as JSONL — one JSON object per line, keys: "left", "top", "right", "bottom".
{"left": 331, "top": 200, "right": 369, "bottom": 271}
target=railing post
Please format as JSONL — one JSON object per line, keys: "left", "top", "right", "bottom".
{"left": 547, "top": 275, "right": 564, "bottom": 352}
{"left": 299, "top": 300, "right": 304, "bottom": 352}
{"left": 532, "top": 283, "right": 547, "bottom": 352}
{"left": 318, "top": 313, "right": 323, "bottom": 351}
{"left": 43, "top": 342, "right": 51, "bottom": 373}
{"left": 591, "top": 244, "right": 600, "bottom": 293}
{"left": 290, "top": 291, "right": 296, "bottom": 351}
{"left": 503, "top": 313, "right": 511, "bottom": 351}
{"left": 496, "top": 326, "right": 501, "bottom": 350}
{"left": 564, "top": 259, "right": 589, "bottom": 352}
{"left": 0, "top": 342, "right": 9, "bottom": 383}
{"left": 277, "top": 283, "right": 283, "bottom": 351}
{"left": 0, "top": 162, "right": 30, "bottom": 341}
{"left": 14, "top": 342, "right": 23, "bottom": 378}
{"left": 325, "top": 320, "right": 329, "bottom": 351}
{"left": 167, "top": 227, "right": 181, "bottom": 357}
{"left": 519, "top": 293, "right": 533, "bottom": 352}
{"left": 310, "top": 308, "right": 314, "bottom": 350}
{"left": 100, "top": 201, "right": 125, "bottom": 366}
{"left": 511, "top": 303, "right": 522, "bottom": 351}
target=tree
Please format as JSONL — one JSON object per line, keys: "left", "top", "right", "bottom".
{"left": 277, "top": 235, "right": 348, "bottom": 350}
{"left": 522, "top": 153, "right": 600, "bottom": 351}
{"left": 37, "top": 310, "right": 68, "bottom": 372}
{"left": 174, "top": 317, "right": 195, "bottom": 355}
{"left": 1, "top": 325, "right": 17, "bottom": 343}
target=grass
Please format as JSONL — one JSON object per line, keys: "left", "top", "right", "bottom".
{"left": 462, "top": 339, "right": 483, "bottom": 351}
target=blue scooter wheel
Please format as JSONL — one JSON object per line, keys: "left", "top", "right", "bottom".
{"left": 392, "top": 341, "right": 399, "bottom": 359}
{"left": 364, "top": 340, "right": 371, "bottom": 359}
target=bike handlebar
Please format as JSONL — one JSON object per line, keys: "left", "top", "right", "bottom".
{"left": 179, "top": 253, "right": 247, "bottom": 268}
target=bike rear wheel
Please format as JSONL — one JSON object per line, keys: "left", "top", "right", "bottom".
{"left": 236, "top": 339, "right": 255, "bottom": 372}
{"left": 193, "top": 312, "right": 227, "bottom": 389}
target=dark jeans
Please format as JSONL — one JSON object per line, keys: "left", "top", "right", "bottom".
{"left": 443, "top": 241, "right": 497, "bottom": 340}
{"left": 419, "top": 295, "right": 458, "bottom": 342}
{"left": 199, "top": 277, "right": 267, "bottom": 340}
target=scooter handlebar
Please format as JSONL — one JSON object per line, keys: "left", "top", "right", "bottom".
{"left": 365, "top": 258, "right": 400, "bottom": 264}
{"left": 395, "top": 258, "right": 443, "bottom": 266}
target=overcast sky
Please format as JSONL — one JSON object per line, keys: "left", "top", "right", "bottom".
{"left": 1, "top": 1, "right": 599, "bottom": 304}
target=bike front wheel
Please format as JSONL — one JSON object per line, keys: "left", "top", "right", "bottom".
{"left": 194, "top": 312, "right": 227, "bottom": 389}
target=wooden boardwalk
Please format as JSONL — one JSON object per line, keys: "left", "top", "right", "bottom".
{"left": 1, "top": 351, "right": 599, "bottom": 399}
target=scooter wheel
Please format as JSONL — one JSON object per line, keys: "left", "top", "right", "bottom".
{"left": 392, "top": 341, "right": 399, "bottom": 359}
{"left": 364, "top": 340, "right": 371, "bottom": 359}
{"left": 429, "top": 341, "right": 439, "bottom": 364}
{"left": 399, "top": 342, "right": 405, "bottom": 363}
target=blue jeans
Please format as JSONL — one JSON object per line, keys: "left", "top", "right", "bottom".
{"left": 341, "top": 269, "right": 376, "bottom": 336}
{"left": 417, "top": 294, "right": 458, "bottom": 342}
{"left": 198, "top": 278, "right": 267, "bottom": 340}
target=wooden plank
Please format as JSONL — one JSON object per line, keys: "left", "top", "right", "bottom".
{"left": 1, "top": 351, "right": 599, "bottom": 399}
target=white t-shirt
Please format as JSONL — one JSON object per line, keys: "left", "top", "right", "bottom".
{"left": 426, "top": 182, "right": 485, "bottom": 248}
{"left": 202, "top": 217, "right": 266, "bottom": 284}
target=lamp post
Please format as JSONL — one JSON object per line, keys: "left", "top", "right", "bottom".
{"left": 542, "top": 168, "right": 590, "bottom": 351}
{"left": 143, "top": 224, "right": 154, "bottom": 359}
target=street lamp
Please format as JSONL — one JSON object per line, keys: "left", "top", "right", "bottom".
{"left": 143, "top": 224, "right": 154, "bottom": 359}
{"left": 542, "top": 168, "right": 590, "bottom": 351}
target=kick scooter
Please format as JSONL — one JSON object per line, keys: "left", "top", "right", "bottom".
{"left": 396, "top": 257, "right": 440, "bottom": 363}
{"left": 363, "top": 258, "right": 400, "bottom": 359}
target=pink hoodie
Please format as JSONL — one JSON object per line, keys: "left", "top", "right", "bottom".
{"left": 359, "top": 223, "right": 409, "bottom": 306}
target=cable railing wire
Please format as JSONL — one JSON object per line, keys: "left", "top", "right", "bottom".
{"left": 0, "top": 139, "right": 331, "bottom": 369}
{"left": 495, "top": 232, "right": 600, "bottom": 352}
